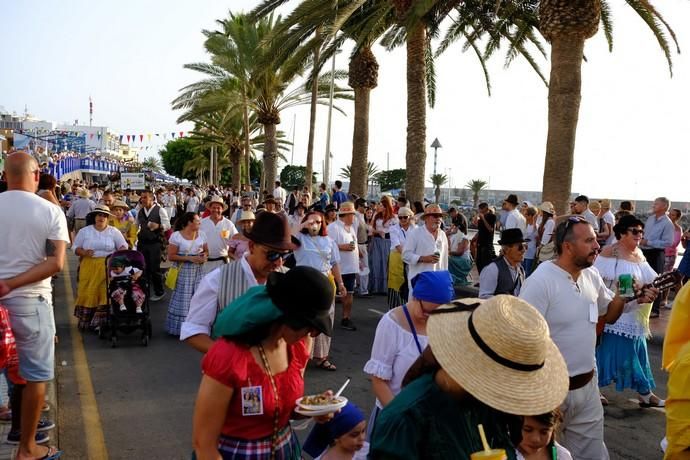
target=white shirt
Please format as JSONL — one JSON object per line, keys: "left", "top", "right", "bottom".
{"left": 390, "top": 224, "right": 411, "bottom": 252}
{"left": 327, "top": 220, "right": 359, "bottom": 275}
{"left": 540, "top": 218, "right": 556, "bottom": 246}
{"left": 504, "top": 209, "right": 527, "bottom": 233}
{"left": 200, "top": 216, "right": 236, "bottom": 258}
{"left": 294, "top": 233, "right": 339, "bottom": 274}
{"left": 67, "top": 197, "right": 96, "bottom": 219}
{"left": 519, "top": 261, "right": 614, "bottom": 376}
{"left": 363, "top": 310, "right": 429, "bottom": 408}
{"left": 186, "top": 195, "right": 200, "bottom": 213}
{"left": 449, "top": 231, "right": 471, "bottom": 260}
{"left": 180, "top": 254, "right": 258, "bottom": 341}
{"left": 272, "top": 186, "right": 287, "bottom": 205}
{"left": 601, "top": 210, "right": 616, "bottom": 246}
{"left": 73, "top": 225, "right": 128, "bottom": 258}
{"left": 581, "top": 208, "right": 599, "bottom": 232}
{"left": 402, "top": 225, "right": 449, "bottom": 289}
{"left": 516, "top": 443, "right": 572, "bottom": 460}
{"left": 142, "top": 205, "right": 171, "bottom": 232}
{"left": 0, "top": 191, "right": 70, "bottom": 300}
{"left": 169, "top": 231, "right": 207, "bottom": 255}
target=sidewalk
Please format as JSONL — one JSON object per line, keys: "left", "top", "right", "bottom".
{"left": 0, "top": 380, "right": 59, "bottom": 460}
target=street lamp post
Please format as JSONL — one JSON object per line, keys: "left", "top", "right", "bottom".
{"left": 431, "top": 138, "right": 442, "bottom": 177}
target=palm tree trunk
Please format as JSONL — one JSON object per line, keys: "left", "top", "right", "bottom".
{"left": 231, "top": 147, "right": 241, "bottom": 191}
{"left": 242, "top": 93, "right": 251, "bottom": 186}
{"left": 305, "top": 28, "right": 321, "bottom": 194}
{"left": 349, "top": 86, "right": 371, "bottom": 198}
{"left": 405, "top": 24, "right": 427, "bottom": 203}
{"left": 541, "top": 37, "right": 585, "bottom": 215}
{"left": 262, "top": 123, "right": 278, "bottom": 191}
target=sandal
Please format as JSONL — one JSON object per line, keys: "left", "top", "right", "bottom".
{"left": 314, "top": 358, "right": 337, "bottom": 371}
{"left": 16, "top": 445, "right": 62, "bottom": 460}
{"left": 638, "top": 393, "right": 665, "bottom": 408}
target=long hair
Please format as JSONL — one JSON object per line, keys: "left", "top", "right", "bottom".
{"left": 174, "top": 212, "right": 198, "bottom": 232}
{"left": 376, "top": 196, "right": 395, "bottom": 224}
{"left": 300, "top": 211, "right": 328, "bottom": 237}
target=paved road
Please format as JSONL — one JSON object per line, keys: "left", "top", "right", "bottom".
{"left": 54, "top": 254, "right": 668, "bottom": 459}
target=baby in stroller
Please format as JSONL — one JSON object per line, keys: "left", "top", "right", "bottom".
{"left": 110, "top": 257, "right": 145, "bottom": 314}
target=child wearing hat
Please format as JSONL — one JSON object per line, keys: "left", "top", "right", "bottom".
{"left": 303, "top": 402, "right": 369, "bottom": 459}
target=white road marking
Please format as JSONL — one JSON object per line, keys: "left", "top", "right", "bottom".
{"left": 368, "top": 308, "right": 385, "bottom": 316}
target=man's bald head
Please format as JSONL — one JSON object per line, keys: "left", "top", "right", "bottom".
{"left": 4, "top": 151, "right": 39, "bottom": 192}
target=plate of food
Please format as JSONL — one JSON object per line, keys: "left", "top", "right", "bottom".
{"left": 295, "top": 394, "right": 348, "bottom": 413}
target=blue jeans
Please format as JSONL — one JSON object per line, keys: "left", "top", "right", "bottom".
{"left": 522, "top": 258, "right": 535, "bottom": 277}
{"left": 1, "top": 296, "right": 56, "bottom": 382}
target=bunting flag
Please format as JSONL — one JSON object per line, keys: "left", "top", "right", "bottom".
{"left": 119, "top": 135, "right": 124, "bottom": 142}
{"left": 139, "top": 134, "right": 144, "bottom": 142}
{"left": 89, "top": 133, "right": 94, "bottom": 139}
{"left": 131, "top": 134, "right": 136, "bottom": 143}
{"left": 126, "top": 135, "right": 131, "bottom": 142}
{"left": 171, "top": 132, "right": 176, "bottom": 138}
{"left": 179, "top": 131, "right": 184, "bottom": 138}
{"left": 147, "top": 133, "right": 152, "bottom": 142}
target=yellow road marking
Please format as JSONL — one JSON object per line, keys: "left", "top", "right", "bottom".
{"left": 62, "top": 259, "right": 109, "bottom": 459}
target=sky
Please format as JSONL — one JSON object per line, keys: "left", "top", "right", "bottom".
{"left": 2, "top": 0, "right": 689, "bottom": 202}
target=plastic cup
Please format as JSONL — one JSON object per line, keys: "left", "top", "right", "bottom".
{"left": 618, "top": 274, "right": 634, "bottom": 297}
{"left": 470, "top": 449, "right": 507, "bottom": 460}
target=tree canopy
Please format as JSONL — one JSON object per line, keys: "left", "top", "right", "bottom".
{"left": 159, "top": 138, "right": 198, "bottom": 181}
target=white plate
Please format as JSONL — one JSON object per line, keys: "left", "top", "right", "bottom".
{"left": 295, "top": 396, "right": 348, "bottom": 413}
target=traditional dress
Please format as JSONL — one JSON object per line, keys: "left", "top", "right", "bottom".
{"left": 202, "top": 338, "right": 308, "bottom": 459}
{"left": 387, "top": 224, "right": 409, "bottom": 309}
{"left": 594, "top": 253, "right": 657, "bottom": 394}
{"left": 448, "top": 231, "right": 473, "bottom": 286}
{"left": 370, "top": 373, "right": 518, "bottom": 459}
{"left": 166, "top": 231, "right": 206, "bottom": 336}
{"left": 73, "top": 226, "right": 127, "bottom": 329}
{"left": 111, "top": 216, "right": 138, "bottom": 249}
{"left": 369, "top": 217, "right": 398, "bottom": 294}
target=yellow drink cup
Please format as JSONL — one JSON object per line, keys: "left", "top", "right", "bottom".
{"left": 470, "top": 449, "right": 507, "bottom": 460}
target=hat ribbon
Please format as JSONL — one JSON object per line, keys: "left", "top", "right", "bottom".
{"left": 467, "top": 312, "right": 544, "bottom": 372}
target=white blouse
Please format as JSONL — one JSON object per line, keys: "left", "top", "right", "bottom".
{"left": 593, "top": 255, "right": 656, "bottom": 338}
{"left": 73, "top": 225, "right": 127, "bottom": 258}
{"left": 169, "top": 231, "right": 207, "bottom": 256}
{"left": 294, "top": 233, "right": 339, "bottom": 274}
{"left": 363, "top": 309, "right": 428, "bottom": 408}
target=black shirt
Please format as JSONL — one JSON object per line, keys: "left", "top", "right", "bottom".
{"left": 477, "top": 212, "right": 496, "bottom": 246}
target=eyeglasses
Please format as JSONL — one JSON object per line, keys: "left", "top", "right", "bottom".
{"left": 265, "top": 249, "right": 293, "bottom": 262}
{"left": 512, "top": 243, "right": 528, "bottom": 251}
{"left": 399, "top": 216, "right": 410, "bottom": 220}
{"left": 627, "top": 228, "right": 644, "bottom": 236}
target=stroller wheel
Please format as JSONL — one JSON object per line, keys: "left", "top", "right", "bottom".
{"left": 111, "top": 336, "right": 118, "bottom": 348}
{"left": 142, "top": 336, "right": 149, "bottom": 347}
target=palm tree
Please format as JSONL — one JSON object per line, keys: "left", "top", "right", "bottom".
{"left": 465, "top": 179, "right": 488, "bottom": 208}
{"left": 430, "top": 173, "right": 447, "bottom": 204}
{"left": 141, "top": 157, "right": 162, "bottom": 173}
{"left": 539, "top": 0, "right": 678, "bottom": 214}
{"left": 340, "top": 161, "right": 379, "bottom": 195}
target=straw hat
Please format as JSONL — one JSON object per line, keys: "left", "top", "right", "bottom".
{"left": 338, "top": 202, "right": 356, "bottom": 216}
{"left": 111, "top": 200, "right": 130, "bottom": 210}
{"left": 428, "top": 295, "right": 568, "bottom": 415}
{"left": 589, "top": 201, "right": 601, "bottom": 213}
{"left": 88, "top": 204, "right": 114, "bottom": 218}
{"left": 238, "top": 210, "right": 256, "bottom": 222}
{"left": 77, "top": 188, "right": 90, "bottom": 199}
{"left": 205, "top": 196, "right": 228, "bottom": 211}
{"left": 423, "top": 204, "right": 444, "bottom": 217}
{"left": 398, "top": 207, "right": 414, "bottom": 217}
{"left": 539, "top": 201, "right": 555, "bottom": 215}
{"left": 600, "top": 199, "right": 611, "bottom": 209}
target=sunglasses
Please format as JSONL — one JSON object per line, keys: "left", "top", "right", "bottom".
{"left": 556, "top": 215, "right": 588, "bottom": 245}
{"left": 399, "top": 216, "right": 410, "bottom": 220}
{"left": 265, "top": 249, "right": 293, "bottom": 262}
{"left": 512, "top": 243, "right": 528, "bottom": 251}
{"left": 627, "top": 228, "right": 644, "bottom": 236}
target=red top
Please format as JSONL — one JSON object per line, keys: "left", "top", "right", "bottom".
{"left": 202, "top": 337, "right": 309, "bottom": 439}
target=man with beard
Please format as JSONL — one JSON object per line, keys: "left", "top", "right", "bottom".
{"left": 520, "top": 216, "right": 658, "bottom": 460}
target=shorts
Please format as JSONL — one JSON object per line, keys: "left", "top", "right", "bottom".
{"left": 342, "top": 273, "right": 356, "bottom": 293}
{"left": 1, "top": 296, "right": 56, "bottom": 382}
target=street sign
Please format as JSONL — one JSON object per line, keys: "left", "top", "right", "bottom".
{"left": 121, "top": 173, "right": 146, "bottom": 190}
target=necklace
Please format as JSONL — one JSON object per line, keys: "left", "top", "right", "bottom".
{"left": 258, "top": 343, "right": 281, "bottom": 460}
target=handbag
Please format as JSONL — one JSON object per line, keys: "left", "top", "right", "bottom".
{"left": 165, "top": 265, "right": 179, "bottom": 290}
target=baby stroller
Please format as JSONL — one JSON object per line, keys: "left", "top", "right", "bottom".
{"left": 103, "top": 250, "right": 153, "bottom": 347}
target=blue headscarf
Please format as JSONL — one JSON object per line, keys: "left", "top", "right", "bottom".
{"left": 411, "top": 270, "right": 454, "bottom": 305}
{"left": 302, "top": 402, "right": 365, "bottom": 457}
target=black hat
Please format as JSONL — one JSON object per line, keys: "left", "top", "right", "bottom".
{"left": 325, "top": 204, "right": 336, "bottom": 213}
{"left": 504, "top": 194, "right": 519, "bottom": 206}
{"left": 498, "top": 228, "right": 526, "bottom": 246}
{"left": 245, "top": 212, "right": 300, "bottom": 250}
{"left": 267, "top": 266, "right": 334, "bottom": 336}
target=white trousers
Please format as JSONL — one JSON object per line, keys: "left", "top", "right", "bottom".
{"left": 560, "top": 376, "right": 610, "bottom": 460}
{"left": 356, "top": 244, "right": 369, "bottom": 294}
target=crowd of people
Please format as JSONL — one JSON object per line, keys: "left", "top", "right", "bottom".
{"left": 0, "top": 152, "right": 689, "bottom": 459}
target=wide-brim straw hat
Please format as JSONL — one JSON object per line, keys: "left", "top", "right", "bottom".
{"left": 111, "top": 200, "right": 130, "bottom": 210}
{"left": 239, "top": 210, "right": 256, "bottom": 222}
{"left": 428, "top": 295, "right": 568, "bottom": 415}
{"left": 539, "top": 201, "right": 555, "bottom": 215}
{"left": 338, "top": 202, "right": 356, "bottom": 216}
{"left": 398, "top": 206, "right": 414, "bottom": 217}
{"left": 77, "top": 188, "right": 90, "bottom": 198}
{"left": 423, "top": 204, "right": 444, "bottom": 217}
{"left": 205, "top": 196, "right": 228, "bottom": 211}
{"left": 88, "top": 204, "right": 114, "bottom": 218}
